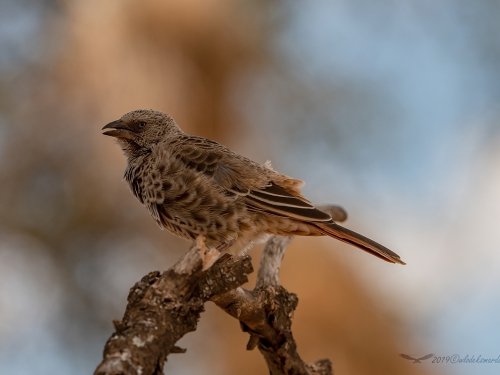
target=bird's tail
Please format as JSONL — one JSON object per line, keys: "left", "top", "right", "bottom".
{"left": 314, "top": 222, "right": 405, "bottom": 265}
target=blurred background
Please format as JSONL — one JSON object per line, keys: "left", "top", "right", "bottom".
{"left": 1, "top": 0, "right": 499, "bottom": 374}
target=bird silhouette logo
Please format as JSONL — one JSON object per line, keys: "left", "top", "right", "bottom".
{"left": 400, "top": 353, "right": 434, "bottom": 363}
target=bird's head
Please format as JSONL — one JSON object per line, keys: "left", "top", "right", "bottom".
{"left": 102, "top": 109, "right": 181, "bottom": 157}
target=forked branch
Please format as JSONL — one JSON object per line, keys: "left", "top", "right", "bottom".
{"left": 94, "top": 205, "right": 346, "bottom": 375}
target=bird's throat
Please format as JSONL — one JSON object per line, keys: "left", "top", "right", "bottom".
{"left": 118, "top": 138, "right": 149, "bottom": 159}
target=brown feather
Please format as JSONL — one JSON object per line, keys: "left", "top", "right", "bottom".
{"left": 244, "top": 182, "right": 332, "bottom": 222}
{"left": 314, "top": 222, "right": 405, "bottom": 264}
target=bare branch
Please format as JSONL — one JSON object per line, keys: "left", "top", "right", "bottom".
{"left": 96, "top": 222, "right": 337, "bottom": 374}
{"left": 318, "top": 204, "right": 348, "bottom": 223}
{"left": 211, "top": 235, "right": 334, "bottom": 375}
{"left": 256, "top": 236, "right": 293, "bottom": 288}
{"left": 210, "top": 288, "right": 279, "bottom": 347}
{"left": 94, "top": 245, "right": 252, "bottom": 375}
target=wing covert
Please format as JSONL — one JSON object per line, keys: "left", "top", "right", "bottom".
{"left": 171, "top": 137, "right": 330, "bottom": 222}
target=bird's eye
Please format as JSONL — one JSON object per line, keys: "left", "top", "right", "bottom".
{"left": 138, "top": 122, "right": 146, "bottom": 128}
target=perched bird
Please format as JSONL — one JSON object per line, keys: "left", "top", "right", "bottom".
{"left": 102, "top": 109, "right": 405, "bottom": 265}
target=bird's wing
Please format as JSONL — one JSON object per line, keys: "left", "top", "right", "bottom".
{"left": 171, "top": 136, "right": 332, "bottom": 222}
{"left": 418, "top": 354, "right": 435, "bottom": 360}
{"left": 171, "top": 137, "right": 225, "bottom": 177}
{"left": 171, "top": 137, "right": 262, "bottom": 194}
{"left": 399, "top": 354, "right": 416, "bottom": 360}
{"left": 245, "top": 182, "right": 332, "bottom": 222}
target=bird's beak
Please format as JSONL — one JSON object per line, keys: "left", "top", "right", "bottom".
{"left": 102, "top": 120, "right": 134, "bottom": 140}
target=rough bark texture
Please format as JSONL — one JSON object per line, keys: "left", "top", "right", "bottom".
{"left": 94, "top": 245, "right": 252, "bottom": 375}
{"left": 211, "top": 236, "right": 333, "bottom": 375}
{"left": 95, "top": 205, "right": 346, "bottom": 375}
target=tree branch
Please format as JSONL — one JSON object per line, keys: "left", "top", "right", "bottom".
{"left": 94, "top": 244, "right": 252, "bottom": 375}
{"left": 211, "top": 236, "right": 333, "bottom": 375}
{"left": 95, "top": 205, "right": 345, "bottom": 375}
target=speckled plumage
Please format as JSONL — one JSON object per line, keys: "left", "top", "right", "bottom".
{"left": 103, "top": 109, "right": 405, "bottom": 264}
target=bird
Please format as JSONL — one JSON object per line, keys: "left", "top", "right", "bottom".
{"left": 399, "top": 353, "right": 434, "bottom": 363}
{"left": 102, "top": 109, "right": 405, "bottom": 265}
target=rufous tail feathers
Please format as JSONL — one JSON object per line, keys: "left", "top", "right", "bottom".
{"left": 314, "top": 222, "right": 405, "bottom": 265}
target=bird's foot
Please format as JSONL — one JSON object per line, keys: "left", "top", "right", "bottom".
{"left": 196, "top": 235, "right": 220, "bottom": 271}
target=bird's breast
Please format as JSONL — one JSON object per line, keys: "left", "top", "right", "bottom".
{"left": 129, "top": 161, "right": 253, "bottom": 247}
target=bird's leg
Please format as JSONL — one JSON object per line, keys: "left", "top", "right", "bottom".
{"left": 196, "top": 235, "right": 220, "bottom": 270}
{"left": 215, "top": 252, "right": 233, "bottom": 263}
{"left": 215, "top": 239, "right": 235, "bottom": 253}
